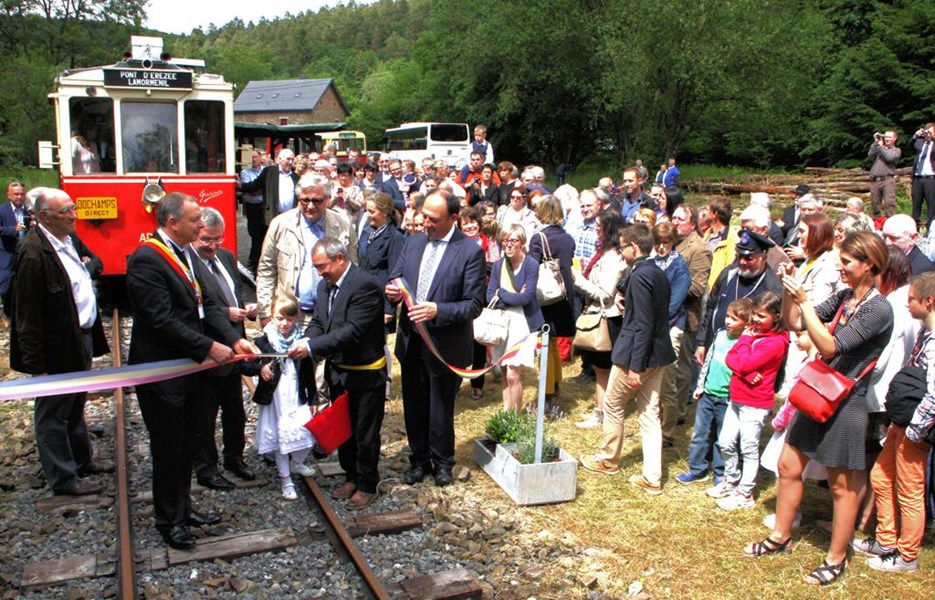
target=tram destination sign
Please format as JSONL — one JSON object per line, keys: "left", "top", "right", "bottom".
{"left": 76, "top": 196, "right": 118, "bottom": 220}
{"left": 103, "top": 68, "right": 192, "bottom": 90}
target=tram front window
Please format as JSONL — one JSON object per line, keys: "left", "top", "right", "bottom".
{"left": 69, "top": 98, "right": 115, "bottom": 174}
{"left": 184, "top": 100, "right": 225, "bottom": 173}
{"left": 121, "top": 102, "right": 179, "bottom": 173}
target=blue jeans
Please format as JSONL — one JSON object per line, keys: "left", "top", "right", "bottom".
{"left": 687, "top": 392, "right": 728, "bottom": 478}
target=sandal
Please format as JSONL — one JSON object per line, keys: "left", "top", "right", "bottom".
{"left": 743, "top": 536, "right": 792, "bottom": 558}
{"left": 802, "top": 558, "right": 847, "bottom": 586}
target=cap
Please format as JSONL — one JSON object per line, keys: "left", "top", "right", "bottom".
{"left": 794, "top": 183, "right": 810, "bottom": 196}
{"left": 736, "top": 230, "right": 775, "bottom": 257}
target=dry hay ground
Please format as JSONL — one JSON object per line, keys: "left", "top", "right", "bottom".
{"left": 1, "top": 320, "right": 933, "bottom": 598}
{"left": 447, "top": 347, "right": 935, "bottom": 599}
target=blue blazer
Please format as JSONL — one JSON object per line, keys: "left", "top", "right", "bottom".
{"left": 389, "top": 228, "right": 485, "bottom": 368}
{"left": 380, "top": 178, "right": 406, "bottom": 211}
{"left": 611, "top": 258, "right": 676, "bottom": 372}
{"left": 487, "top": 255, "right": 545, "bottom": 332}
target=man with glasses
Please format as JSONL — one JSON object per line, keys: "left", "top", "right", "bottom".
{"left": 191, "top": 208, "right": 259, "bottom": 490}
{"left": 693, "top": 230, "right": 782, "bottom": 368}
{"left": 381, "top": 160, "right": 407, "bottom": 211}
{"left": 11, "top": 187, "right": 110, "bottom": 496}
{"left": 257, "top": 173, "right": 357, "bottom": 329}
{"left": 881, "top": 214, "right": 935, "bottom": 275}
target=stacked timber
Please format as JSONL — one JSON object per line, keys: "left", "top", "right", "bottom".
{"left": 686, "top": 167, "right": 914, "bottom": 210}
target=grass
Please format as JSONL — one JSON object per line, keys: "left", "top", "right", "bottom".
{"left": 445, "top": 356, "right": 934, "bottom": 599}
{"left": 0, "top": 166, "right": 59, "bottom": 189}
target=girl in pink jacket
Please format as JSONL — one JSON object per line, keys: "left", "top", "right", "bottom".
{"left": 708, "top": 291, "right": 790, "bottom": 511}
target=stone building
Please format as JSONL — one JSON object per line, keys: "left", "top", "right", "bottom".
{"left": 234, "top": 78, "right": 349, "bottom": 125}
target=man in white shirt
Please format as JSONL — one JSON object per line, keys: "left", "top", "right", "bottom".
{"left": 10, "top": 188, "right": 111, "bottom": 496}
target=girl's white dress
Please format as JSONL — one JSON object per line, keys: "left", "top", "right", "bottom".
{"left": 255, "top": 323, "right": 317, "bottom": 456}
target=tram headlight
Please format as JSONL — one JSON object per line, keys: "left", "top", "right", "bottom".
{"left": 141, "top": 180, "right": 165, "bottom": 213}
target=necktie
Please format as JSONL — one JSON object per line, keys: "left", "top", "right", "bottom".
{"left": 917, "top": 142, "right": 932, "bottom": 175}
{"left": 416, "top": 240, "right": 440, "bottom": 303}
{"left": 210, "top": 258, "right": 237, "bottom": 308}
{"left": 328, "top": 284, "right": 339, "bottom": 314}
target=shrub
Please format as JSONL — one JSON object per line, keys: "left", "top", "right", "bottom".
{"left": 484, "top": 410, "right": 525, "bottom": 444}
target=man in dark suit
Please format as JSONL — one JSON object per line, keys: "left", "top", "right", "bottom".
{"left": 240, "top": 148, "right": 299, "bottom": 228}
{"left": 128, "top": 192, "right": 257, "bottom": 550}
{"left": 882, "top": 214, "right": 935, "bottom": 275}
{"left": 0, "top": 181, "right": 29, "bottom": 322}
{"left": 911, "top": 123, "right": 935, "bottom": 229}
{"left": 580, "top": 224, "right": 676, "bottom": 495}
{"left": 380, "top": 159, "right": 407, "bottom": 211}
{"left": 11, "top": 187, "right": 111, "bottom": 496}
{"left": 780, "top": 183, "right": 810, "bottom": 238}
{"left": 384, "top": 190, "right": 485, "bottom": 486}
{"left": 289, "top": 238, "right": 387, "bottom": 509}
{"left": 190, "top": 207, "right": 259, "bottom": 489}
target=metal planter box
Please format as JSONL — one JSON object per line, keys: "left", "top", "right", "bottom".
{"left": 472, "top": 438, "right": 578, "bottom": 505}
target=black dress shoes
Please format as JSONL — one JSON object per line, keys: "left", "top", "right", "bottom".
{"left": 223, "top": 459, "right": 255, "bottom": 481}
{"left": 54, "top": 479, "right": 103, "bottom": 496}
{"left": 434, "top": 468, "right": 454, "bottom": 487}
{"left": 187, "top": 510, "right": 222, "bottom": 527}
{"left": 403, "top": 464, "right": 431, "bottom": 485}
{"left": 197, "top": 473, "right": 236, "bottom": 490}
{"left": 160, "top": 525, "right": 196, "bottom": 550}
{"left": 78, "top": 460, "right": 115, "bottom": 476}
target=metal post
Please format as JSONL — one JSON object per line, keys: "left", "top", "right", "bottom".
{"left": 535, "top": 325, "right": 550, "bottom": 464}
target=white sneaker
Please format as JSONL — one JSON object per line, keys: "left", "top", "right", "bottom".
{"left": 868, "top": 551, "right": 917, "bottom": 573}
{"left": 705, "top": 481, "right": 737, "bottom": 498}
{"left": 575, "top": 413, "right": 603, "bottom": 429}
{"left": 852, "top": 537, "right": 894, "bottom": 557}
{"left": 290, "top": 460, "right": 316, "bottom": 476}
{"left": 762, "top": 512, "right": 802, "bottom": 530}
{"left": 281, "top": 480, "right": 298, "bottom": 501}
{"left": 716, "top": 491, "right": 755, "bottom": 511}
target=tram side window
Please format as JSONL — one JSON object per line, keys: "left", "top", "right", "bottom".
{"left": 69, "top": 98, "right": 115, "bottom": 174}
{"left": 184, "top": 100, "right": 225, "bottom": 173}
{"left": 121, "top": 102, "right": 179, "bottom": 174}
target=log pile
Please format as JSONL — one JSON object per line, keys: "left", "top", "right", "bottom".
{"left": 685, "top": 167, "right": 913, "bottom": 210}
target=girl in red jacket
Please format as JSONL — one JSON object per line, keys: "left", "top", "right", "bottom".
{"left": 708, "top": 291, "right": 790, "bottom": 511}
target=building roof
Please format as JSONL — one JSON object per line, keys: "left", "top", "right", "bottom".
{"left": 234, "top": 78, "right": 348, "bottom": 114}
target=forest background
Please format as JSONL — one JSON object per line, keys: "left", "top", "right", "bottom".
{"left": 0, "top": 0, "right": 933, "bottom": 175}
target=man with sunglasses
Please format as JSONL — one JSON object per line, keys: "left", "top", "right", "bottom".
{"left": 256, "top": 173, "right": 358, "bottom": 328}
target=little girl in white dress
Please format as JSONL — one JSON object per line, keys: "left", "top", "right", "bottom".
{"left": 254, "top": 295, "right": 317, "bottom": 500}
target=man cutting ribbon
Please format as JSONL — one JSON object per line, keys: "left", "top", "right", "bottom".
{"left": 127, "top": 192, "right": 258, "bottom": 551}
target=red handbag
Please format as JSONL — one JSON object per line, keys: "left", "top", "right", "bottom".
{"left": 304, "top": 391, "right": 352, "bottom": 453}
{"left": 788, "top": 298, "right": 876, "bottom": 423}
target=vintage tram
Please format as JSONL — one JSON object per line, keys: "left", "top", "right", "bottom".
{"left": 38, "top": 36, "right": 239, "bottom": 284}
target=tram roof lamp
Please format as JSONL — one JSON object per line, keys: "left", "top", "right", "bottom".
{"left": 85, "top": 86, "right": 96, "bottom": 97}
{"left": 130, "top": 36, "right": 164, "bottom": 62}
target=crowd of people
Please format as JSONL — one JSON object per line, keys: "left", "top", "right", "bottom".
{"left": 3, "top": 122, "right": 935, "bottom": 585}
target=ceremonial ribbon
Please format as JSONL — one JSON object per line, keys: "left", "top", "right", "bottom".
{"left": 391, "top": 277, "right": 539, "bottom": 380}
{"left": 0, "top": 354, "right": 284, "bottom": 402}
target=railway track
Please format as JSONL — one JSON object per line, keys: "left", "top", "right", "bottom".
{"left": 12, "top": 311, "right": 483, "bottom": 599}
